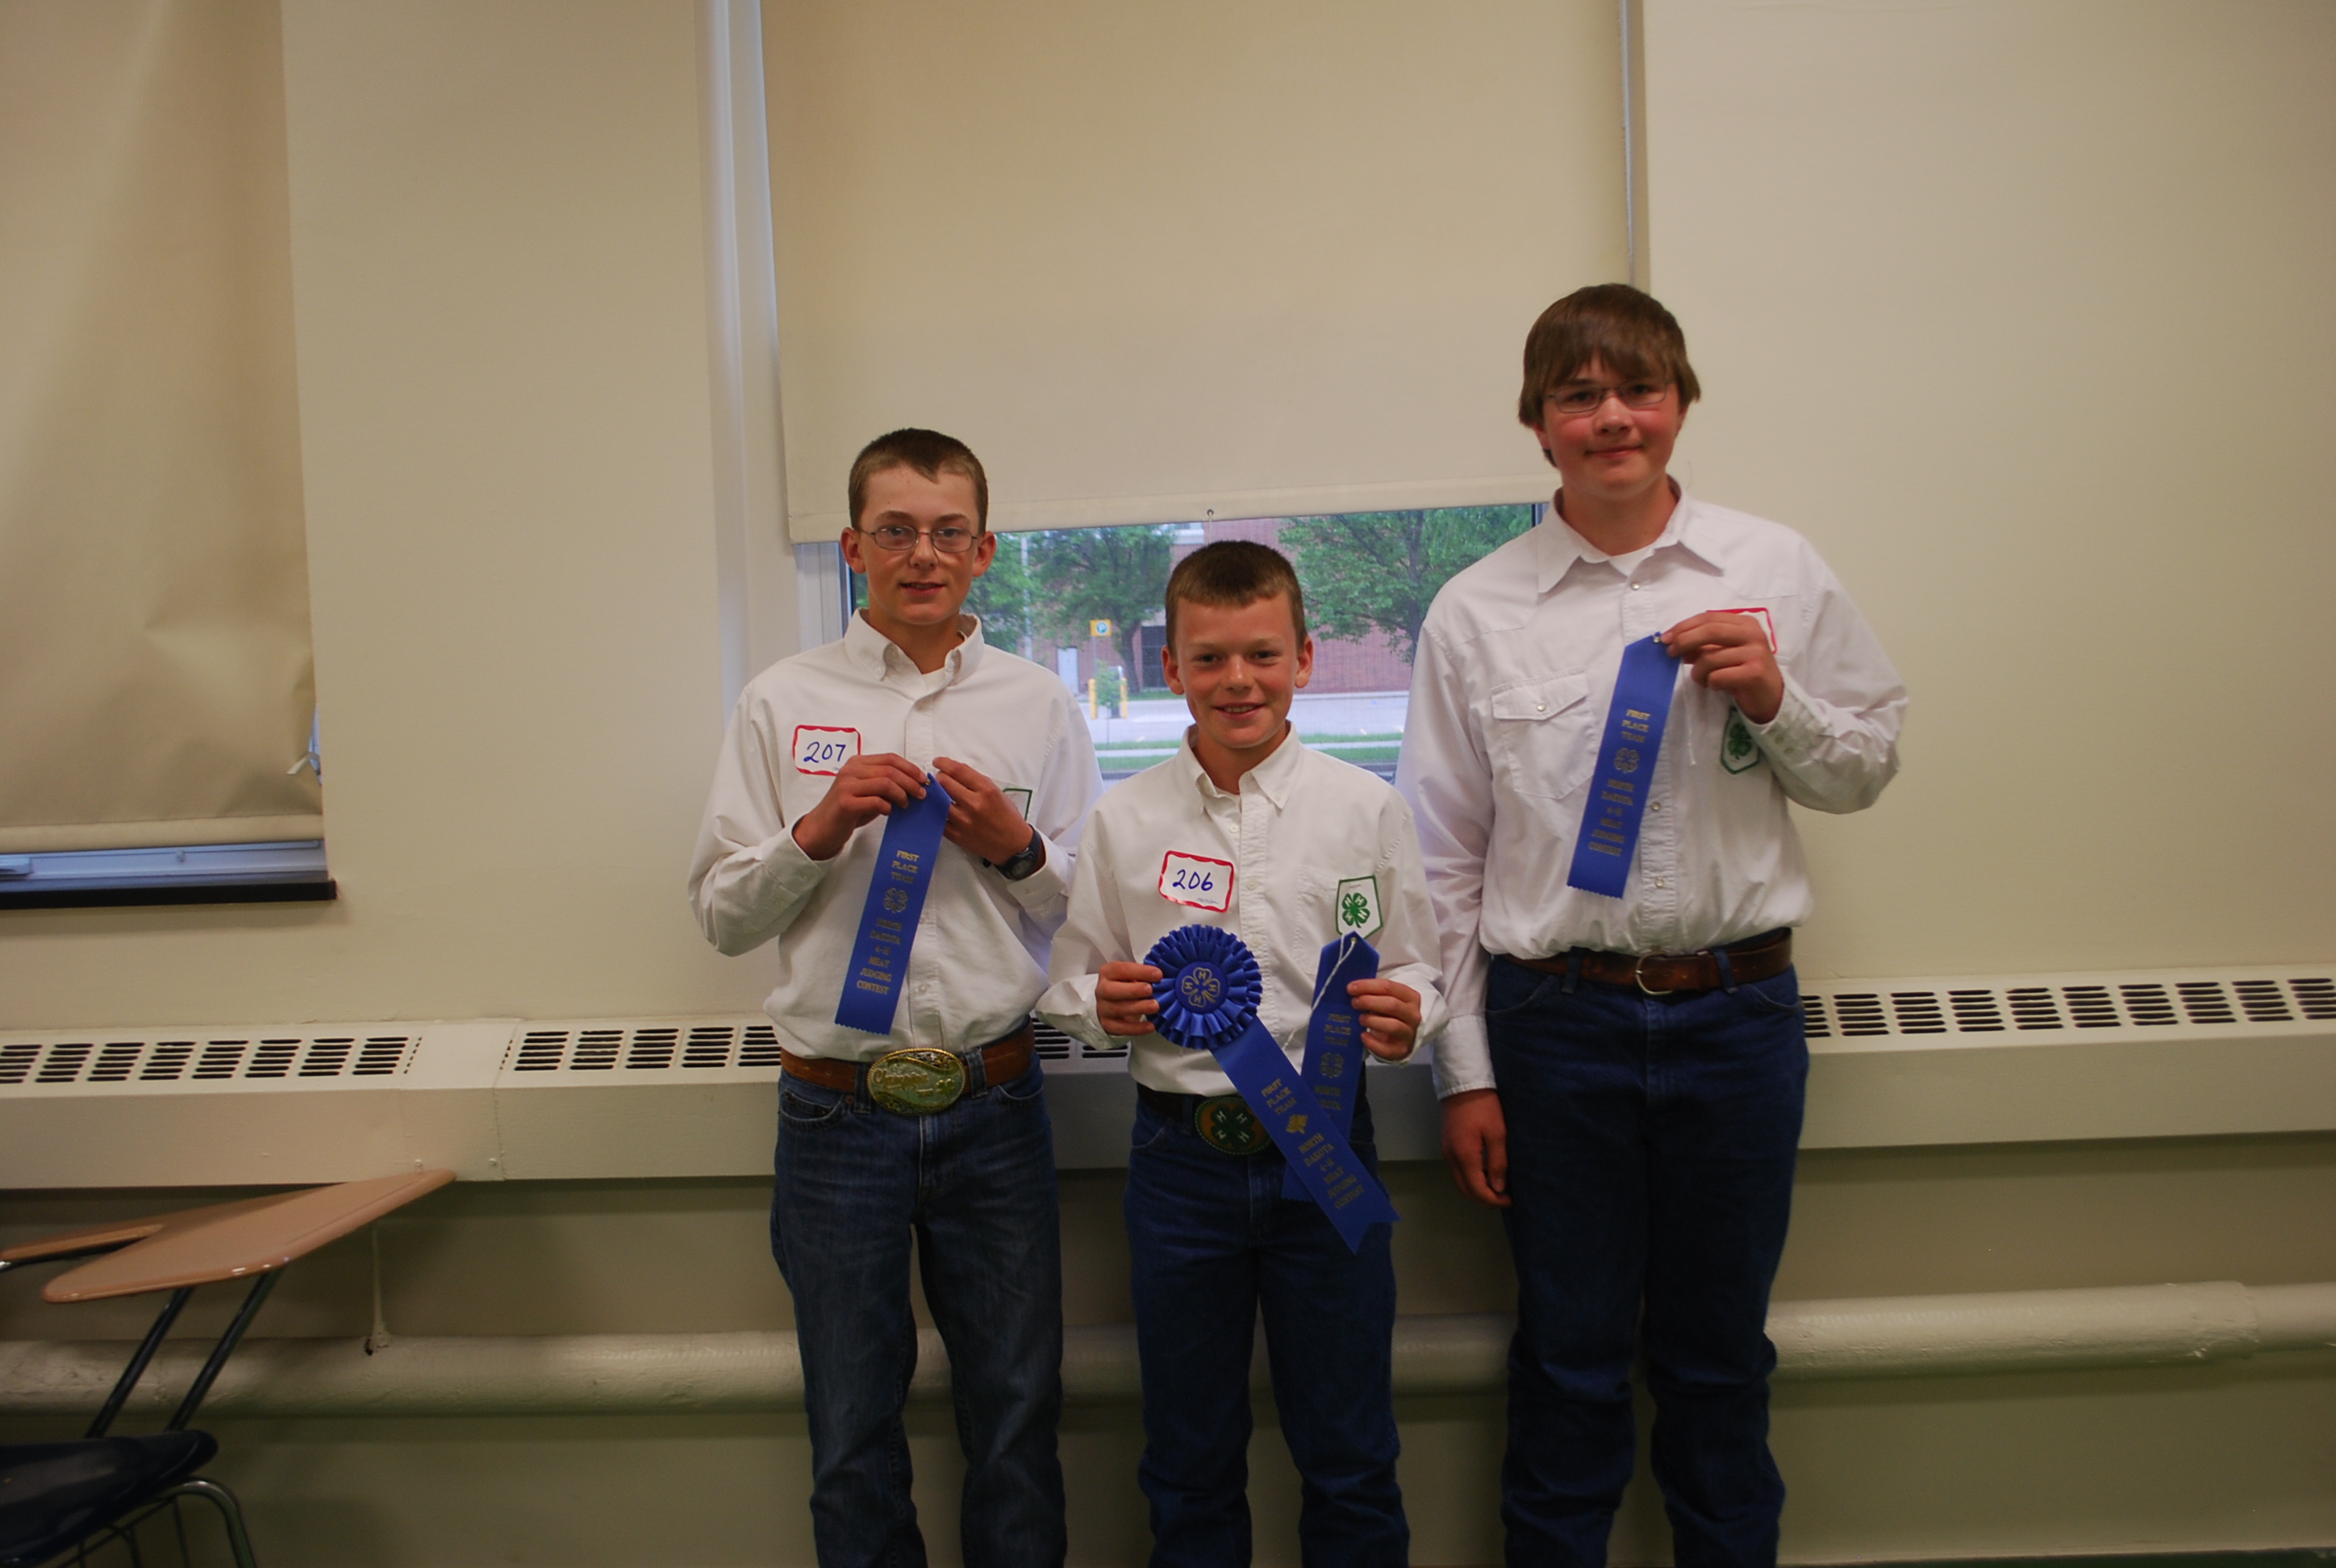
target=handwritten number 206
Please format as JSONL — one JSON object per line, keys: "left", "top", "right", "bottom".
{"left": 1171, "top": 868, "right": 1216, "bottom": 893}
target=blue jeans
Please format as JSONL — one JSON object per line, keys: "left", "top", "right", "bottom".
{"left": 772, "top": 1058, "right": 1065, "bottom": 1568}
{"left": 1124, "top": 1085, "right": 1407, "bottom": 1568}
{"left": 1486, "top": 956, "right": 1808, "bottom": 1568}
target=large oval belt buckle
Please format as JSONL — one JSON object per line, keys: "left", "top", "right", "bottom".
{"left": 867, "top": 1047, "right": 967, "bottom": 1115}
{"left": 1194, "top": 1094, "right": 1266, "bottom": 1157}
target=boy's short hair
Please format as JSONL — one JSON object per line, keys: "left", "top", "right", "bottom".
{"left": 1516, "top": 283, "right": 1702, "bottom": 425}
{"left": 1163, "top": 540, "right": 1308, "bottom": 648}
{"left": 847, "top": 428, "right": 990, "bottom": 531}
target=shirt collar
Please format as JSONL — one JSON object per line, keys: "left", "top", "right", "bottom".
{"left": 1175, "top": 722, "right": 1303, "bottom": 808}
{"left": 842, "top": 611, "right": 987, "bottom": 685}
{"left": 1531, "top": 486, "right": 1717, "bottom": 594}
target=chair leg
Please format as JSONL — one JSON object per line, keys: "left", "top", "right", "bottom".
{"left": 158, "top": 1478, "right": 258, "bottom": 1568}
{"left": 168, "top": 1271, "right": 278, "bottom": 1432}
{"left": 87, "top": 1286, "right": 195, "bottom": 1438}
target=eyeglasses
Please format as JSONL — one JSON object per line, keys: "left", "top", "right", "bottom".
{"left": 1545, "top": 380, "right": 1671, "bottom": 416}
{"left": 854, "top": 523, "right": 979, "bottom": 554}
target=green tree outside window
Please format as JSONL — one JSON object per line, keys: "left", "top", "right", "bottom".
{"left": 1024, "top": 524, "right": 1174, "bottom": 679}
{"left": 1281, "top": 507, "right": 1535, "bottom": 664}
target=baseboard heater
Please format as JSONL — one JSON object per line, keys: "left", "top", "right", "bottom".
{"left": 1, "top": 962, "right": 2330, "bottom": 1185}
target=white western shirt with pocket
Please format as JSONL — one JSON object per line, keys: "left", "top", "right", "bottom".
{"left": 1038, "top": 732, "right": 1450, "bottom": 1099}
{"left": 688, "top": 611, "right": 1102, "bottom": 1062}
{"left": 1396, "top": 493, "right": 1906, "bottom": 1098}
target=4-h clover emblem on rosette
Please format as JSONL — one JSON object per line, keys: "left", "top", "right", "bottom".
{"left": 1145, "top": 926, "right": 1263, "bottom": 1051}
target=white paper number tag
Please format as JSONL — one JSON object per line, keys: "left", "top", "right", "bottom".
{"left": 792, "top": 725, "right": 861, "bottom": 776}
{"left": 1716, "top": 606, "right": 1778, "bottom": 651}
{"left": 1158, "top": 851, "right": 1234, "bottom": 912}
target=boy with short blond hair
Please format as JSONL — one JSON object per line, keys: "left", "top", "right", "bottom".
{"left": 1041, "top": 540, "right": 1446, "bottom": 1568}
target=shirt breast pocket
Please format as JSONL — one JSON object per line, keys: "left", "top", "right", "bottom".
{"left": 1486, "top": 673, "right": 1596, "bottom": 802}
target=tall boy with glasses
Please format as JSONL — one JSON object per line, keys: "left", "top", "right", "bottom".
{"left": 689, "top": 427, "right": 1101, "bottom": 1568}
{"left": 1398, "top": 286, "right": 1905, "bottom": 1567}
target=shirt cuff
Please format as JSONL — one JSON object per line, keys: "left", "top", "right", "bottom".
{"left": 997, "top": 832, "right": 1070, "bottom": 912}
{"left": 1744, "top": 673, "right": 1821, "bottom": 757}
{"left": 1035, "top": 972, "right": 1114, "bottom": 1056}
{"left": 766, "top": 818, "right": 834, "bottom": 896}
{"left": 1429, "top": 1015, "right": 1495, "bottom": 1098}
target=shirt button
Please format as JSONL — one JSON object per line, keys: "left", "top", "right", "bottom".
{"left": 1654, "top": 878, "right": 1668, "bottom": 889}
{"left": 1629, "top": 582, "right": 1644, "bottom": 592}
{"left": 1650, "top": 802, "right": 1661, "bottom": 811}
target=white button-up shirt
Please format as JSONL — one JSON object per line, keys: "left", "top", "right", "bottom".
{"left": 1040, "top": 732, "right": 1449, "bottom": 1097}
{"left": 688, "top": 612, "right": 1102, "bottom": 1061}
{"left": 1397, "top": 493, "right": 1905, "bottom": 1097}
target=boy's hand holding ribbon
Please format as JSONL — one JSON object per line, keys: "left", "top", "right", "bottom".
{"left": 792, "top": 752, "right": 1033, "bottom": 865}
{"left": 1096, "top": 963, "right": 1420, "bottom": 1056}
{"left": 1662, "top": 611, "right": 1783, "bottom": 724}
{"left": 1105, "top": 925, "right": 1407, "bottom": 1252}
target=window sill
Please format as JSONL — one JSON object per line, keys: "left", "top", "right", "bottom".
{"left": 0, "top": 840, "right": 332, "bottom": 911}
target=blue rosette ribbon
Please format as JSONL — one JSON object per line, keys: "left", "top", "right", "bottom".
{"left": 1143, "top": 924, "right": 1398, "bottom": 1252}
{"left": 1146, "top": 924, "right": 1265, "bottom": 1051}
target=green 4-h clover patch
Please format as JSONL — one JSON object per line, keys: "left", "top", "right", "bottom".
{"left": 1334, "top": 875, "right": 1383, "bottom": 939}
{"left": 1721, "top": 709, "right": 1763, "bottom": 775}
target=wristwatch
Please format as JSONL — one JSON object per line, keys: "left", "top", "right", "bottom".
{"left": 987, "top": 827, "right": 1045, "bottom": 883}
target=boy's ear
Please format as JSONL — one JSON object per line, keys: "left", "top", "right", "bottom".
{"left": 1161, "top": 640, "right": 1186, "bottom": 696}
{"left": 1294, "top": 633, "right": 1315, "bottom": 690}
{"left": 966, "top": 530, "right": 998, "bottom": 578}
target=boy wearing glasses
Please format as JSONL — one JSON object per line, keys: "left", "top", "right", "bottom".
{"left": 1398, "top": 286, "right": 1904, "bottom": 1567}
{"left": 689, "top": 427, "right": 1101, "bottom": 1568}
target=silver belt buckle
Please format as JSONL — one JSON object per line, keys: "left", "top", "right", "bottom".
{"left": 1633, "top": 954, "right": 1677, "bottom": 997}
{"left": 866, "top": 1047, "right": 967, "bottom": 1115}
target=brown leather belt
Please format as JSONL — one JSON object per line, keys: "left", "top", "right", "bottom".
{"left": 782, "top": 1025, "right": 1034, "bottom": 1113}
{"left": 1506, "top": 928, "right": 1792, "bottom": 996}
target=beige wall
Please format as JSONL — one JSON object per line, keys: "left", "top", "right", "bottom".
{"left": 0, "top": 0, "right": 768, "bottom": 1030}
{"left": 1644, "top": 0, "right": 2336, "bottom": 983}
{"left": 1, "top": 3, "right": 2334, "bottom": 1566}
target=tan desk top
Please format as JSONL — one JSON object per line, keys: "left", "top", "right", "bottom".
{"left": 2, "top": 1170, "right": 453, "bottom": 1303}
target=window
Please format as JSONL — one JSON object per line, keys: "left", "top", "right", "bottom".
{"left": 0, "top": 0, "right": 325, "bottom": 906}
{"left": 850, "top": 504, "right": 1539, "bottom": 784}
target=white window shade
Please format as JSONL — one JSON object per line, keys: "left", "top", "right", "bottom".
{"left": 0, "top": 0, "right": 320, "bottom": 853}
{"left": 764, "top": 0, "right": 1624, "bottom": 543}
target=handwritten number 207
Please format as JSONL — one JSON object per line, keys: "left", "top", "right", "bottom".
{"left": 800, "top": 740, "right": 849, "bottom": 765}
{"left": 1170, "top": 868, "right": 1216, "bottom": 893}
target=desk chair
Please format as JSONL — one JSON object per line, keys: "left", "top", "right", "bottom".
{"left": 0, "top": 1170, "right": 453, "bottom": 1566}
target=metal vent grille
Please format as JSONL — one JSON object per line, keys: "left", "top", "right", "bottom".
{"left": 0, "top": 1034, "right": 417, "bottom": 1087}
{"left": 1798, "top": 974, "right": 2334, "bottom": 1041}
{"left": 506, "top": 1021, "right": 786, "bottom": 1073}
{"left": 1032, "top": 1017, "right": 1128, "bottom": 1063}
{"left": 504, "top": 1017, "right": 1129, "bottom": 1073}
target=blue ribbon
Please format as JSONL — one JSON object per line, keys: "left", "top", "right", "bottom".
{"left": 1566, "top": 635, "right": 1681, "bottom": 899}
{"left": 1146, "top": 925, "right": 1399, "bottom": 1252}
{"left": 1282, "top": 934, "right": 1380, "bottom": 1202}
{"left": 833, "top": 773, "right": 953, "bottom": 1035}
